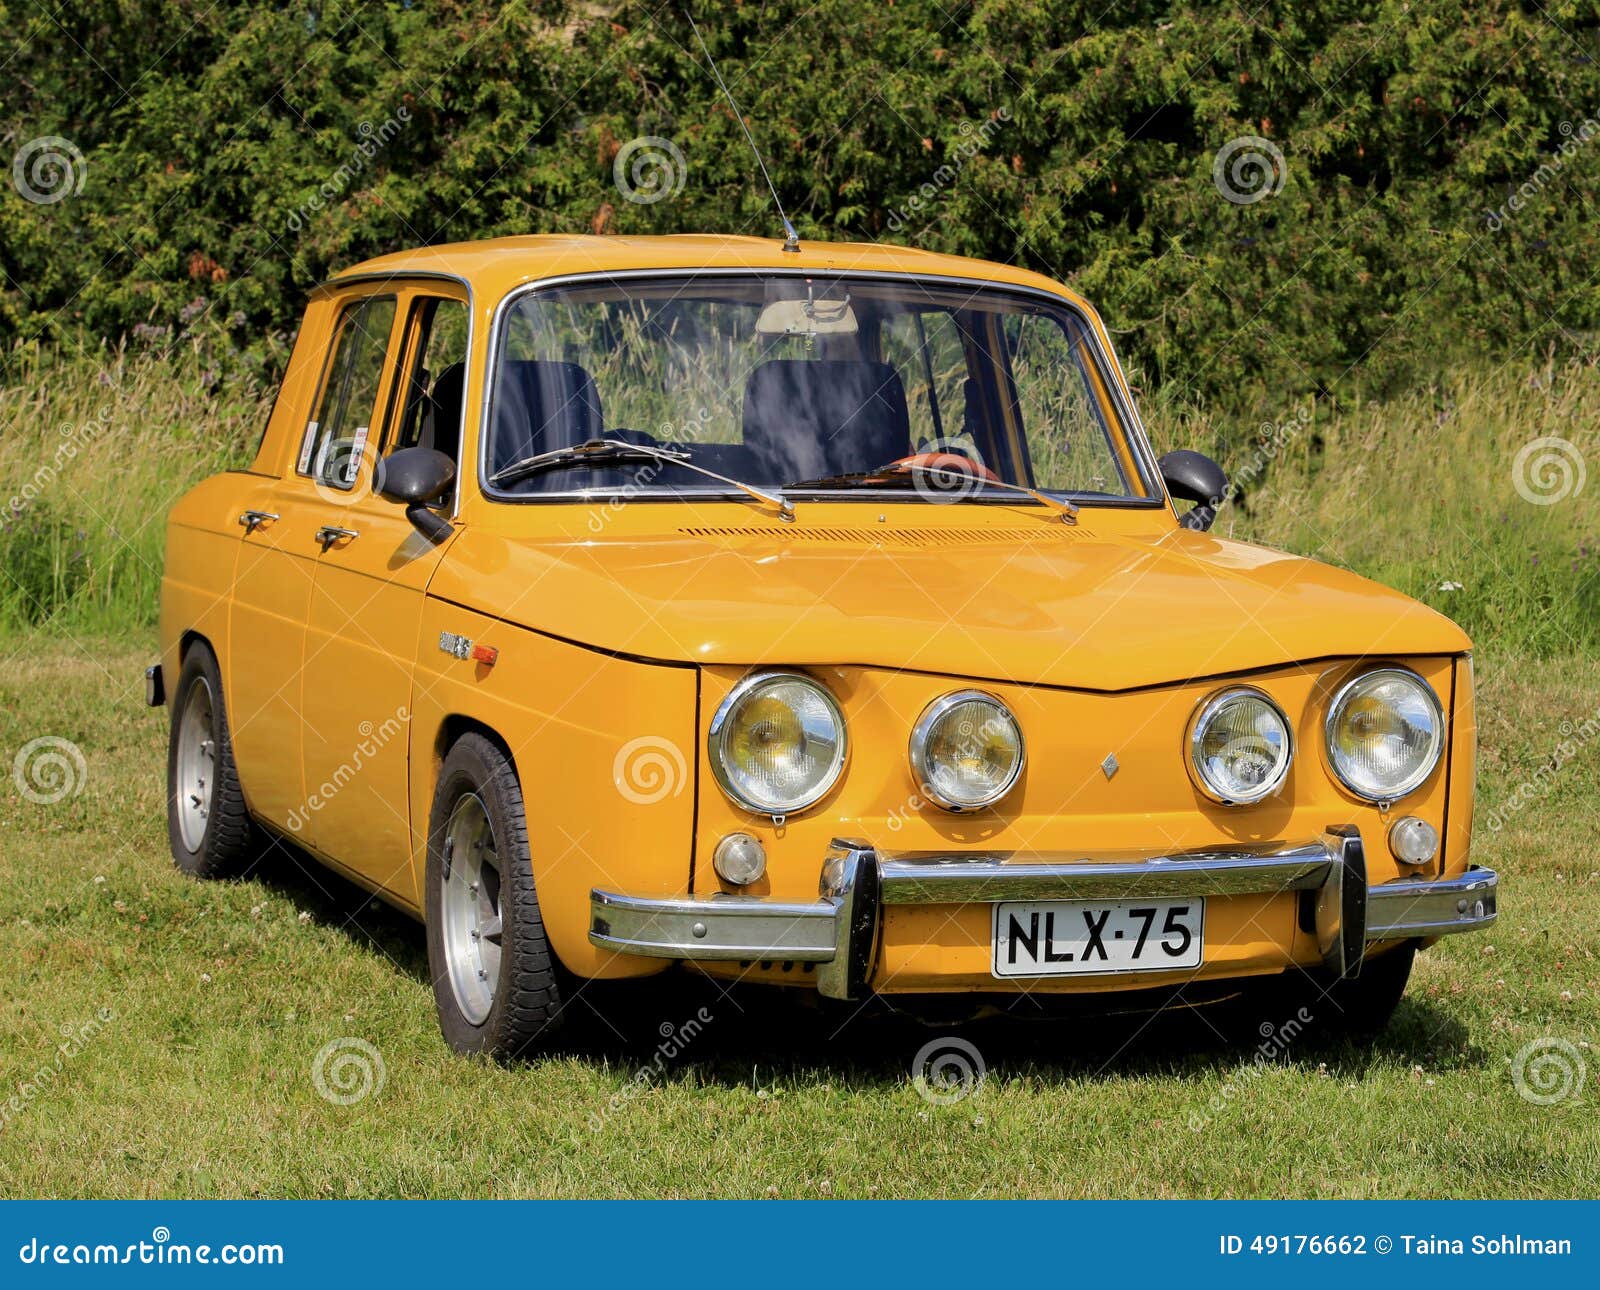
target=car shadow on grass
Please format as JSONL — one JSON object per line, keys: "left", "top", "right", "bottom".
{"left": 243, "top": 834, "right": 431, "bottom": 984}
{"left": 553, "top": 969, "right": 1486, "bottom": 1095}
{"left": 246, "top": 839, "right": 1485, "bottom": 1090}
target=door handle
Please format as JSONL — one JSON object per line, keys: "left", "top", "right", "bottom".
{"left": 238, "top": 510, "right": 279, "bottom": 534}
{"left": 314, "top": 525, "right": 360, "bottom": 548}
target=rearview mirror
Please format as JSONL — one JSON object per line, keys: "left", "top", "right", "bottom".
{"left": 1158, "top": 450, "right": 1227, "bottom": 532}
{"left": 374, "top": 447, "right": 456, "bottom": 543}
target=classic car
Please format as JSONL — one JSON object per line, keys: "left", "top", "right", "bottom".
{"left": 151, "top": 234, "right": 1498, "bottom": 1058}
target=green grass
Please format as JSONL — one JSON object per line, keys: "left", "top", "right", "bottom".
{"left": 0, "top": 348, "right": 1597, "bottom": 1197}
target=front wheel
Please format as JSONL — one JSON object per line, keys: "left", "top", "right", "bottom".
{"left": 425, "top": 733, "right": 564, "bottom": 1059}
{"left": 1272, "top": 942, "right": 1417, "bottom": 1042}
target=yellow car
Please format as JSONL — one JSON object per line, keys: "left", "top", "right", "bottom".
{"left": 152, "top": 235, "right": 1497, "bottom": 1058}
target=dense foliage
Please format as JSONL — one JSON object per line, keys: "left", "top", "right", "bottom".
{"left": 4, "top": 0, "right": 1600, "bottom": 417}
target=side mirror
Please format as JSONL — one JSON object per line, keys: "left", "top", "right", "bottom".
{"left": 1159, "top": 450, "right": 1228, "bottom": 532}
{"left": 375, "top": 447, "right": 456, "bottom": 543}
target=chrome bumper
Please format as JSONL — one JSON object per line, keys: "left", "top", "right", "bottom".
{"left": 588, "top": 831, "right": 1499, "bottom": 1001}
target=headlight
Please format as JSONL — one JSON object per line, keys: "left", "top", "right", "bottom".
{"left": 1187, "top": 687, "right": 1293, "bottom": 805}
{"left": 910, "top": 690, "right": 1025, "bottom": 811}
{"left": 1325, "top": 667, "right": 1445, "bottom": 802}
{"left": 708, "top": 672, "right": 847, "bottom": 817}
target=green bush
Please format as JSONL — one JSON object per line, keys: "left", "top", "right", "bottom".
{"left": 5, "top": 0, "right": 1600, "bottom": 434}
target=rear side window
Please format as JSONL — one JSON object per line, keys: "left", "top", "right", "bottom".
{"left": 299, "top": 296, "right": 397, "bottom": 490}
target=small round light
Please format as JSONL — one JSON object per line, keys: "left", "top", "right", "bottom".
{"left": 1325, "top": 667, "right": 1445, "bottom": 803}
{"left": 910, "top": 691, "right": 1025, "bottom": 812}
{"left": 712, "top": 832, "right": 767, "bottom": 886}
{"left": 1388, "top": 816, "right": 1440, "bottom": 866}
{"left": 708, "top": 672, "right": 847, "bottom": 816}
{"left": 1187, "top": 687, "right": 1293, "bottom": 805}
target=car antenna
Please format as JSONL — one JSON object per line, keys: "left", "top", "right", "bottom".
{"left": 683, "top": 9, "right": 800, "bottom": 253}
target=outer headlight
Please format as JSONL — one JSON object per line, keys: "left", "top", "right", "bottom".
{"left": 1325, "top": 667, "right": 1445, "bottom": 802}
{"left": 1187, "top": 687, "right": 1293, "bottom": 805}
{"left": 708, "top": 672, "right": 847, "bottom": 817}
{"left": 910, "top": 690, "right": 1025, "bottom": 811}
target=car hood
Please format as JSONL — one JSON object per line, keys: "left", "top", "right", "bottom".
{"left": 435, "top": 521, "right": 1470, "bottom": 692}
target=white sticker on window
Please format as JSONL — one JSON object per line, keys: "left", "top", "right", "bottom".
{"left": 297, "top": 421, "right": 318, "bottom": 474}
{"left": 346, "top": 424, "right": 370, "bottom": 484}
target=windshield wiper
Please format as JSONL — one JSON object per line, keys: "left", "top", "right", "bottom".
{"left": 786, "top": 460, "right": 1078, "bottom": 522}
{"left": 490, "top": 439, "right": 794, "bottom": 521}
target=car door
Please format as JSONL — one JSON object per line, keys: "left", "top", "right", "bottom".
{"left": 228, "top": 292, "right": 397, "bottom": 835}
{"left": 298, "top": 285, "right": 469, "bottom": 906}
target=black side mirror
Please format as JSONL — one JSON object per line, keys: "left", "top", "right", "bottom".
{"left": 375, "top": 447, "right": 456, "bottom": 543}
{"left": 1158, "top": 450, "right": 1228, "bottom": 532}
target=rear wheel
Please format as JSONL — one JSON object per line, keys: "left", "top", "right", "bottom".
{"left": 425, "top": 733, "right": 563, "bottom": 1059}
{"left": 167, "top": 642, "right": 256, "bottom": 878}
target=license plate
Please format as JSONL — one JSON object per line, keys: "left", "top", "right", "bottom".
{"left": 991, "top": 898, "right": 1205, "bottom": 978}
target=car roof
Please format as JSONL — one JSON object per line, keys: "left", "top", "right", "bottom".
{"left": 327, "top": 234, "right": 1090, "bottom": 310}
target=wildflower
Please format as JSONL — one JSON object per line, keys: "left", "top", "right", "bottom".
{"left": 1438, "top": 580, "right": 1463, "bottom": 592}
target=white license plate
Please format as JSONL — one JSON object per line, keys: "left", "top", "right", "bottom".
{"left": 991, "top": 898, "right": 1205, "bottom": 978}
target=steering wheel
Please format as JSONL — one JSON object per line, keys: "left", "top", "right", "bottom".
{"left": 888, "top": 450, "right": 1002, "bottom": 483}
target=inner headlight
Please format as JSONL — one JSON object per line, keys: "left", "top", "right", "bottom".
{"left": 708, "top": 672, "right": 847, "bottom": 817}
{"left": 910, "top": 691, "right": 1025, "bottom": 811}
{"left": 1187, "top": 687, "right": 1293, "bottom": 805}
{"left": 1325, "top": 667, "right": 1445, "bottom": 802}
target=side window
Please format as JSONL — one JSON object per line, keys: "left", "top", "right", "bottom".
{"left": 391, "top": 297, "right": 469, "bottom": 463}
{"left": 299, "top": 295, "right": 397, "bottom": 490}
{"left": 1004, "top": 313, "right": 1127, "bottom": 495}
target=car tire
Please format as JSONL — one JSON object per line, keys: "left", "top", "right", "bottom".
{"left": 1270, "top": 942, "right": 1417, "bottom": 1042}
{"left": 167, "top": 641, "right": 257, "bottom": 879}
{"left": 425, "top": 732, "right": 564, "bottom": 1059}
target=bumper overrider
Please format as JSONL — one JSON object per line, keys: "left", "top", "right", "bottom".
{"left": 588, "top": 828, "right": 1499, "bottom": 1000}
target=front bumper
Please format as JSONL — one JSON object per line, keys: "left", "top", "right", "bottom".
{"left": 588, "top": 830, "right": 1499, "bottom": 1000}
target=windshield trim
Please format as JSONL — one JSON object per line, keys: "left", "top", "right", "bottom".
{"left": 475, "top": 267, "right": 1164, "bottom": 511}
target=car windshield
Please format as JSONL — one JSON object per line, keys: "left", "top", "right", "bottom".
{"left": 484, "top": 273, "right": 1154, "bottom": 504}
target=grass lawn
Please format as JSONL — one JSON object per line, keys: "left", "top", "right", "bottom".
{"left": 0, "top": 634, "right": 1596, "bottom": 1198}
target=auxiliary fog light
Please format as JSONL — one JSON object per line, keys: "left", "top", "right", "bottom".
{"left": 713, "top": 831, "right": 767, "bottom": 886}
{"left": 1388, "top": 815, "right": 1440, "bottom": 867}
